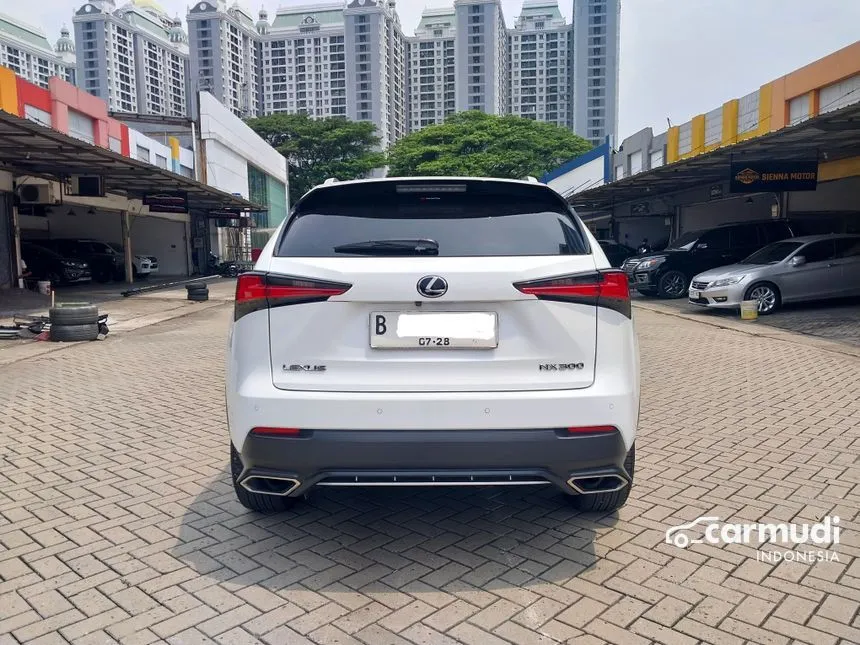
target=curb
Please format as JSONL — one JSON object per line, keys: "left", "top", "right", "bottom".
{"left": 633, "top": 301, "right": 860, "bottom": 359}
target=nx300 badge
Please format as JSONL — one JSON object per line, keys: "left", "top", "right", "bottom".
{"left": 539, "top": 363, "right": 585, "bottom": 371}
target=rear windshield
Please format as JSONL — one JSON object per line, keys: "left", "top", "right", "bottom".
{"left": 276, "top": 182, "right": 589, "bottom": 257}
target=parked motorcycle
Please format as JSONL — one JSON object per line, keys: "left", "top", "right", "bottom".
{"left": 208, "top": 253, "right": 240, "bottom": 277}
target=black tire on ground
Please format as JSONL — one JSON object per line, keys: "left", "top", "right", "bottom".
{"left": 47, "top": 271, "right": 62, "bottom": 286}
{"left": 744, "top": 281, "right": 782, "bottom": 315}
{"left": 570, "top": 444, "right": 635, "bottom": 513}
{"left": 657, "top": 270, "right": 688, "bottom": 299}
{"left": 50, "top": 323, "right": 100, "bottom": 342}
{"left": 231, "top": 443, "right": 295, "bottom": 513}
{"left": 188, "top": 291, "right": 209, "bottom": 302}
{"left": 93, "top": 268, "right": 112, "bottom": 283}
{"left": 185, "top": 283, "right": 207, "bottom": 292}
{"left": 49, "top": 304, "right": 99, "bottom": 326}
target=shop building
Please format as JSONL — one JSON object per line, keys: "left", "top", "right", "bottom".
{"left": 0, "top": 63, "right": 273, "bottom": 294}
{"left": 545, "top": 41, "right": 860, "bottom": 246}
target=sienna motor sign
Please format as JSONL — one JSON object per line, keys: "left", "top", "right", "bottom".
{"left": 729, "top": 160, "right": 819, "bottom": 193}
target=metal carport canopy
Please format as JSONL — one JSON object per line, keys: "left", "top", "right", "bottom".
{"left": 567, "top": 102, "right": 860, "bottom": 212}
{"left": 0, "top": 110, "right": 265, "bottom": 213}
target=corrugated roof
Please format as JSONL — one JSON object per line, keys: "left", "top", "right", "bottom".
{"left": 0, "top": 12, "right": 53, "bottom": 53}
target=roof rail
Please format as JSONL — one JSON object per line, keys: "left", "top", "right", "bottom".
{"left": 323, "top": 178, "right": 338, "bottom": 185}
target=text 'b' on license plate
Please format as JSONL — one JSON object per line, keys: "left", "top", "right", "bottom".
{"left": 370, "top": 312, "right": 498, "bottom": 349}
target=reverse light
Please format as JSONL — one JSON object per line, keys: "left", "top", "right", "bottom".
{"left": 567, "top": 426, "right": 618, "bottom": 434}
{"left": 514, "top": 270, "right": 631, "bottom": 318}
{"left": 234, "top": 272, "right": 352, "bottom": 321}
{"left": 251, "top": 427, "right": 302, "bottom": 436}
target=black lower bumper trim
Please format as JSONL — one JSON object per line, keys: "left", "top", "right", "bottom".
{"left": 238, "top": 428, "right": 629, "bottom": 496}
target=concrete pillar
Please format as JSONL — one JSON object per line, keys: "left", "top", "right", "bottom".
{"left": 121, "top": 210, "right": 134, "bottom": 284}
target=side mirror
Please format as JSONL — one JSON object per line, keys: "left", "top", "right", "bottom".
{"left": 790, "top": 255, "right": 806, "bottom": 267}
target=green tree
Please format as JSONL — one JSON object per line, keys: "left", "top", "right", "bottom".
{"left": 387, "top": 111, "right": 592, "bottom": 179}
{"left": 245, "top": 113, "right": 386, "bottom": 205}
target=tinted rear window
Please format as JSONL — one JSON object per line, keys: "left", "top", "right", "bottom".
{"left": 276, "top": 182, "right": 588, "bottom": 257}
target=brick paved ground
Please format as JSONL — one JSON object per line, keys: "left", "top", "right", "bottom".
{"left": 1, "top": 304, "right": 858, "bottom": 645}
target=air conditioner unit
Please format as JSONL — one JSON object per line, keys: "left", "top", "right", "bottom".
{"left": 17, "top": 183, "right": 53, "bottom": 204}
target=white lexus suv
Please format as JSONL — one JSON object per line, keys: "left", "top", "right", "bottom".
{"left": 226, "top": 177, "right": 640, "bottom": 513}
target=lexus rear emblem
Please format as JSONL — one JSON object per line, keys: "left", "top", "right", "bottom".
{"left": 417, "top": 275, "right": 448, "bottom": 298}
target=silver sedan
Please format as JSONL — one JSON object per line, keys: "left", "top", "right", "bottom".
{"left": 689, "top": 234, "right": 860, "bottom": 314}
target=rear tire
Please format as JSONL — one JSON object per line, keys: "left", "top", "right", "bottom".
{"left": 231, "top": 443, "right": 295, "bottom": 513}
{"left": 570, "top": 445, "right": 634, "bottom": 513}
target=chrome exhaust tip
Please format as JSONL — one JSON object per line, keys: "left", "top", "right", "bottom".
{"left": 240, "top": 475, "right": 300, "bottom": 496}
{"left": 567, "top": 473, "right": 628, "bottom": 494}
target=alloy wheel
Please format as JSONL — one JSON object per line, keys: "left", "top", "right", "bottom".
{"left": 749, "top": 285, "right": 777, "bottom": 313}
{"left": 661, "top": 271, "right": 687, "bottom": 297}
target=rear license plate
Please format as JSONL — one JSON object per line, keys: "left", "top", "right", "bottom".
{"left": 370, "top": 312, "right": 498, "bottom": 349}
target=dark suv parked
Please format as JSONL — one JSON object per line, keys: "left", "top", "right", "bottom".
{"left": 622, "top": 220, "right": 795, "bottom": 298}
{"left": 38, "top": 239, "right": 123, "bottom": 283}
{"left": 21, "top": 242, "right": 92, "bottom": 285}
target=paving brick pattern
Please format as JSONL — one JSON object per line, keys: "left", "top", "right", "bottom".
{"left": 0, "top": 305, "right": 858, "bottom": 644}
{"left": 638, "top": 294, "right": 860, "bottom": 347}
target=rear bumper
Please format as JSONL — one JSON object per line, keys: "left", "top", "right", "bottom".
{"left": 235, "top": 428, "right": 630, "bottom": 497}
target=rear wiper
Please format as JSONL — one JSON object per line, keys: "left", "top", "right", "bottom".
{"left": 333, "top": 239, "right": 439, "bottom": 256}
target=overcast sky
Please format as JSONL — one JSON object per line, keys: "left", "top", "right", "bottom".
{"left": 7, "top": 0, "right": 860, "bottom": 140}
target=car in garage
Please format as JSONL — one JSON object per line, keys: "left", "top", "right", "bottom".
{"left": 37, "top": 239, "right": 122, "bottom": 283}
{"left": 621, "top": 220, "right": 795, "bottom": 298}
{"left": 689, "top": 234, "right": 860, "bottom": 314}
{"left": 597, "top": 240, "right": 637, "bottom": 267}
{"left": 108, "top": 243, "right": 155, "bottom": 279}
{"left": 226, "top": 177, "right": 640, "bottom": 514}
{"left": 20, "top": 242, "right": 91, "bottom": 285}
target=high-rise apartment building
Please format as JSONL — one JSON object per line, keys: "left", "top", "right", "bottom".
{"left": 509, "top": 1, "right": 572, "bottom": 128}
{"left": 187, "top": 0, "right": 261, "bottom": 119}
{"left": 73, "top": 0, "right": 190, "bottom": 117}
{"left": 0, "top": 13, "right": 76, "bottom": 88}
{"left": 259, "top": 3, "right": 347, "bottom": 118}
{"left": 454, "top": 0, "right": 509, "bottom": 115}
{"left": 572, "top": 0, "right": 620, "bottom": 146}
{"left": 405, "top": 9, "right": 456, "bottom": 132}
{"left": 344, "top": 0, "right": 406, "bottom": 149}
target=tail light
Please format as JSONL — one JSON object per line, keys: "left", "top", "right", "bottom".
{"left": 513, "top": 270, "right": 631, "bottom": 318}
{"left": 234, "top": 272, "right": 352, "bottom": 321}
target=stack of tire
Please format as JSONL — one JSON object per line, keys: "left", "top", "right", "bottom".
{"left": 49, "top": 304, "right": 100, "bottom": 342}
{"left": 186, "top": 282, "right": 209, "bottom": 302}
